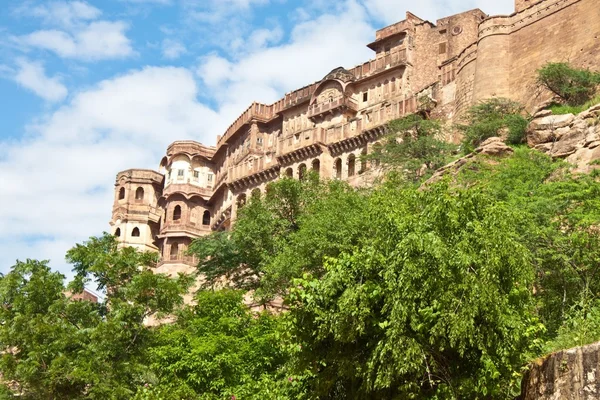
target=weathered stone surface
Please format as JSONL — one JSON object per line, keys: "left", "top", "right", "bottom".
{"left": 530, "top": 114, "right": 575, "bottom": 131}
{"left": 528, "top": 130, "right": 555, "bottom": 146}
{"left": 476, "top": 136, "right": 515, "bottom": 156}
{"left": 526, "top": 103, "right": 600, "bottom": 170}
{"left": 521, "top": 341, "right": 600, "bottom": 400}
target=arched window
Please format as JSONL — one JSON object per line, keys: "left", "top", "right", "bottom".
{"left": 298, "top": 163, "right": 307, "bottom": 180}
{"left": 360, "top": 147, "right": 368, "bottom": 173}
{"left": 202, "top": 210, "right": 211, "bottom": 226}
{"left": 170, "top": 243, "right": 179, "bottom": 260}
{"left": 312, "top": 159, "right": 320, "bottom": 177}
{"left": 118, "top": 187, "right": 125, "bottom": 200}
{"left": 237, "top": 194, "right": 247, "bottom": 209}
{"left": 131, "top": 227, "right": 140, "bottom": 237}
{"left": 135, "top": 187, "right": 144, "bottom": 201}
{"left": 115, "top": 228, "right": 121, "bottom": 237}
{"left": 173, "top": 205, "right": 182, "bottom": 221}
{"left": 285, "top": 168, "right": 293, "bottom": 177}
{"left": 372, "top": 143, "right": 382, "bottom": 167}
{"left": 347, "top": 154, "right": 356, "bottom": 177}
{"left": 334, "top": 158, "right": 342, "bottom": 179}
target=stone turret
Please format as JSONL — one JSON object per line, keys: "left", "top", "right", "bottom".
{"left": 110, "top": 169, "right": 164, "bottom": 252}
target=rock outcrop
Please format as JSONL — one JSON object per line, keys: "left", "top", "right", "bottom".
{"left": 521, "top": 341, "right": 600, "bottom": 400}
{"left": 527, "top": 104, "right": 600, "bottom": 172}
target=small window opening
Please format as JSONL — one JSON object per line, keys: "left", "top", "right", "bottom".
{"left": 363, "top": 92, "right": 368, "bottom": 102}
{"left": 202, "top": 210, "right": 211, "bottom": 226}
{"left": 173, "top": 205, "right": 182, "bottom": 221}
{"left": 135, "top": 187, "right": 144, "bottom": 201}
{"left": 193, "top": 171, "right": 199, "bottom": 179}
{"left": 131, "top": 227, "right": 140, "bottom": 237}
{"left": 115, "top": 228, "right": 121, "bottom": 237}
{"left": 118, "top": 187, "right": 125, "bottom": 200}
{"left": 178, "top": 169, "right": 184, "bottom": 176}
{"left": 439, "top": 42, "right": 447, "bottom": 54}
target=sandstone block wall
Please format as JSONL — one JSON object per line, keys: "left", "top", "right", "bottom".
{"left": 468, "top": 0, "right": 600, "bottom": 111}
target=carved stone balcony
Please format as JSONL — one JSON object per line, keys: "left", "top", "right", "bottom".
{"left": 159, "top": 221, "right": 211, "bottom": 238}
{"left": 162, "top": 182, "right": 213, "bottom": 199}
{"left": 307, "top": 96, "right": 358, "bottom": 120}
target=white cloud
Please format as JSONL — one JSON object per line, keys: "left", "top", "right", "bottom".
{"left": 0, "top": 67, "right": 220, "bottom": 276}
{"left": 15, "top": 21, "right": 134, "bottom": 61}
{"left": 161, "top": 39, "right": 187, "bottom": 59}
{"left": 197, "top": 0, "right": 373, "bottom": 110}
{"left": 13, "top": 58, "right": 68, "bottom": 102}
{"left": 13, "top": 1, "right": 102, "bottom": 29}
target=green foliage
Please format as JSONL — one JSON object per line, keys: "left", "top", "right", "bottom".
{"left": 285, "top": 182, "right": 543, "bottom": 398}
{"left": 459, "top": 98, "right": 528, "bottom": 152}
{"left": 548, "top": 93, "right": 600, "bottom": 115}
{"left": 190, "top": 177, "right": 369, "bottom": 303}
{"left": 0, "top": 234, "right": 191, "bottom": 399}
{"left": 3, "top": 137, "right": 600, "bottom": 399}
{"left": 367, "top": 114, "right": 457, "bottom": 181}
{"left": 537, "top": 62, "right": 600, "bottom": 106}
{"left": 138, "top": 290, "right": 290, "bottom": 399}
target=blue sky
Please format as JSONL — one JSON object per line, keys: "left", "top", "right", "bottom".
{"left": 0, "top": 0, "right": 513, "bottom": 279}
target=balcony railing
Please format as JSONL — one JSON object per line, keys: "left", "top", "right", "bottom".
{"left": 163, "top": 182, "right": 212, "bottom": 198}
{"left": 278, "top": 127, "right": 326, "bottom": 156}
{"left": 160, "top": 222, "right": 211, "bottom": 237}
{"left": 307, "top": 96, "right": 358, "bottom": 119}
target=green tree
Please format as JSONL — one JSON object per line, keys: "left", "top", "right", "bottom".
{"left": 0, "top": 234, "right": 191, "bottom": 399}
{"left": 136, "top": 290, "right": 291, "bottom": 400}
{"left": 367, "top": 114, "right": 456, "bottom": 181}
{"left": 285, "top": 182, "right": 544, "bottom": 399}
{"left": 537, "top": 62, "right": 600, "bottom": 105}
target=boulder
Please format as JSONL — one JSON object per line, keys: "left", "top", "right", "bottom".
{"left": 528, "top": 130, "right": 555, "bottom": 146}
{"left": 530, "top": 114, "right": 575, "bottom": 130}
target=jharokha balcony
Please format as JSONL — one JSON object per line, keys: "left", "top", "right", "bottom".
{"left": 163, "top": 182, "right": 213, "bottom": 198}
{"left": 307, "top": 96, "right": 359, "bottom": 120}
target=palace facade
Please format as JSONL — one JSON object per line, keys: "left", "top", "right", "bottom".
{"left": 110, "top": 0, "right": 600, "bottom": 276}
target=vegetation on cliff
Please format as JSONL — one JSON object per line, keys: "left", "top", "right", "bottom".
{"left": 2, "top": 92, "right": 600, "bottom": 398}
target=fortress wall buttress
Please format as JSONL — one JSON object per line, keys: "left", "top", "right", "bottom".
{"left": 470, "top": 0, "right": 600, "bottom": 111}
{"left": 472, "top": 28, "right": 512, "bottom": 103}
{"left": 454, "top": 42, "right": 479, "bottom": 118}
{"left": 507, "top": 0, "right": 600, "bottom": 109}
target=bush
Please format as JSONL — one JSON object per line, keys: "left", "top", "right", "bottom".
{"left": 537, "top": 62, "right": 600, "bottom": 106}
{"left": 505, "top": 114, "right": 529, "bottom": 144}
{"left": 459, "top": 98, "right": 528, "bottom": 151}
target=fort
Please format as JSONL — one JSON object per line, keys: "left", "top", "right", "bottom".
{"left": 110, "top": 0, "right": 600, "bottom": 277}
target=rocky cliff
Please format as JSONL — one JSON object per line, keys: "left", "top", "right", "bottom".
{"left": 527, "top": 104, "right": 600, "bottom": 172}
{"left": 521, "top": 341, "right": 600, "bottom": 399}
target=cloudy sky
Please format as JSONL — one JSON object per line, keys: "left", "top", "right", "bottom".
{"left": 0, "top": 0, "right": 513, "bottom": 279}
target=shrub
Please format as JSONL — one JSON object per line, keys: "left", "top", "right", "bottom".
{"left": 537, "top": 62, "right": 600, "bottom": 106}
{"left": 505, "top": 114, "right": 529, "bottom": 144}
{"left": 459, "top": 98, "right": 528, "bottom": 151}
